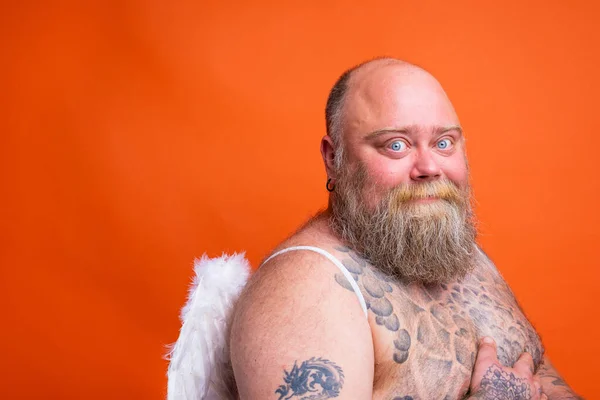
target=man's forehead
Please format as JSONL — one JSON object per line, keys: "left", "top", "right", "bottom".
{"left": 348, "top": 62, "right": 448, "bottom": 107}
{"left": 342, "top": 61, "right": 459, "bottom": 136}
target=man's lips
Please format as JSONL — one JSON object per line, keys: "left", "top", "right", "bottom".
{"left": 409, "top": 196, "right": 440, "bottom": 203}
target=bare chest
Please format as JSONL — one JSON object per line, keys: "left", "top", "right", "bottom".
{"left": 335, "top": 252, "right": 544, "bottom": 400}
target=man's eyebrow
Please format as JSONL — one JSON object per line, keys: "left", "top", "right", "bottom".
{"left": 435, "top": 125, "right": 463, "bottom": 136}
{"left": 364, "top": 125, "right": 463, "bottom": 139}
{"left": 363, "top": 127, "right": 411, "bottom": 139}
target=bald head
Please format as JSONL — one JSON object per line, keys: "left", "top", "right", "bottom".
{"left": 325, "top": 58, "right": 459, "bottom": 168}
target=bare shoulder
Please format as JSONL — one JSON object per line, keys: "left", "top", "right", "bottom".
{"left": 465, "top": 246, "right": 524, "bottom": 314}
{"left": 230, "top": 240, "right": 374, "bottom": 399}
{"left": 233, "top": 246, "right": 367, "bottom": 325}
{"left": 470, "top": 247, "right": 512, "bottom": 290}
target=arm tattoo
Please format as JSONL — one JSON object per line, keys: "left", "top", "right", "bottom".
{"left": 473, "top": 364, "right": 531, "bottom": 400}
{"left": 537, "top": 359, "right": 583, "bottom": 399}
{"left": 275, "top": 357, "right": 344, "bottom": 399}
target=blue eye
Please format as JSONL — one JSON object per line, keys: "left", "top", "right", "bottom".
{"left": 390, "top": 141, "right": 406, "bottom": 152}
{"left": 437, "top": 138, "right": 452, "bottom": 150}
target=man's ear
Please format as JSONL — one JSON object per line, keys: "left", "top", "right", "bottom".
{"left": 320, "top": 135, "right": 337, "bottom": 179}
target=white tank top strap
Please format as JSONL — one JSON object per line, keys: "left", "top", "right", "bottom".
{"left": 262, "top": 245, "right": 368, "bottom": 318}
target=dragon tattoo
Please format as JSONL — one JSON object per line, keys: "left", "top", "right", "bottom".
{"left": 275, "top": 357, "right": 345, "bottom": 399}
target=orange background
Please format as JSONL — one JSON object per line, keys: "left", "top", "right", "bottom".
{"left": 1, "top": 1, "right": 598, "bottom": 399}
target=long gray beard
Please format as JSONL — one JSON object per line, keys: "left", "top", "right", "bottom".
{"left": 330, "top": 167, "right": 478, "bottom": 285}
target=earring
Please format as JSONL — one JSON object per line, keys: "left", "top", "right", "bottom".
{"left": 326, "top": 178, "right": 335, "bottom": 192}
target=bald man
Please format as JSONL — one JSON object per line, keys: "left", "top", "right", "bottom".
{"left": 230, "top": 59, "right": 580, "bottom": 399}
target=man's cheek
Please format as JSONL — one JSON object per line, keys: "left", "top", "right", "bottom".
{"left": 441, "top": 160, "right": 469, "bottom": 187}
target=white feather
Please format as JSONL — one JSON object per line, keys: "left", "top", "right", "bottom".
{"left": 166, "top": 253, "right": 251, "bottom": 400}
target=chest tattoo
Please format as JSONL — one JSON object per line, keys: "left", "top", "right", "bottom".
{"left": 333, "top": 246, "right": 543, "bottom": 400}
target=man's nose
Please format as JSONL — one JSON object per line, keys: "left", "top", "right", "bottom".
{"left": 410, "top": 149, "right": 442, "bottom": 181}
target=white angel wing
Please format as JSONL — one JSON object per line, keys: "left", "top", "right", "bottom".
{"left": 166, "top": 253, "right": 251, "bottom": 400}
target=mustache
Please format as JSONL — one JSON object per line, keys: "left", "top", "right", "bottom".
{"left": 387, "top": 179, "right": 466, "bottom": 205}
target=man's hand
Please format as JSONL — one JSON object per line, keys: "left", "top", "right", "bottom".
{"left": 468, "top": 337, "right": 547, "bottom": 400}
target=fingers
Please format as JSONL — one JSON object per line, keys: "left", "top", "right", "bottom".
{"left": 470, "top": 339, "right": 546, "bottom": 399}
{"left": 470, "top": 337, "right": 500, "bottom": 393}
{"left": 514, "top": 351, "right": 535, "bottom": 377}
{"left": 474, "top": 337, "right": 500, "bottom": 367}
{"left": 532, "top": 375, "right": 542, "bottom": 399}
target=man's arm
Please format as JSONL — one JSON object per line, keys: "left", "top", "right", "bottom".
{"left": 536, "top": 356, "right": 582, "bottom": 399}
{"left": 230, "top": 251, "right": 374, "bottom": 399}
